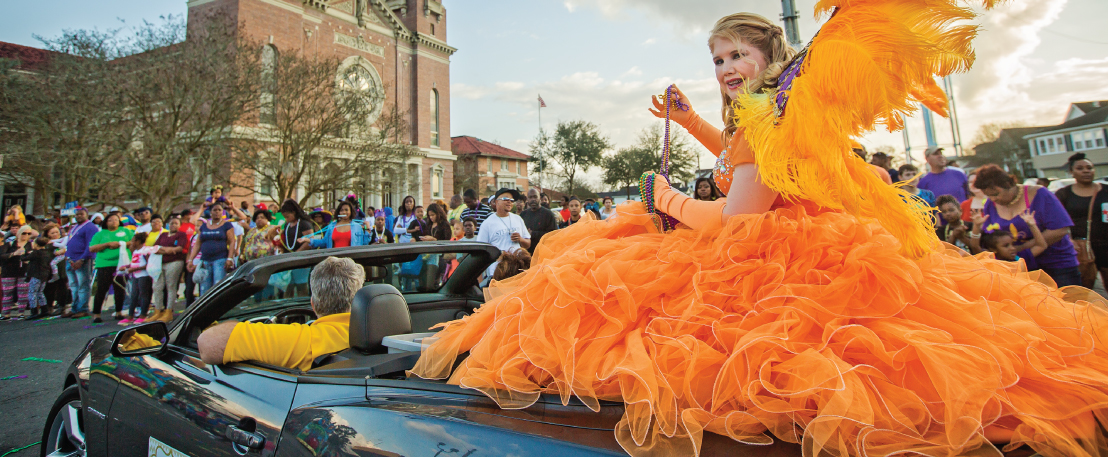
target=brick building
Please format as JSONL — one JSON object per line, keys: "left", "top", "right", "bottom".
{"left": 189, "top": 0, "right": 457, "bottom": 210}
{"left": 450, "top": 136, "right": 530, "bottom": 197}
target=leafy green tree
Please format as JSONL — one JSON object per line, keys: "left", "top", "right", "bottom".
{"left": 603, "top": 124, "right": 697, "bottom": 198}
{"left": 532, "top": 120, "right": 611, "bottom": 196}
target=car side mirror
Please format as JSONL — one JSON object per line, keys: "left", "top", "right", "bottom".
{"left": 111, "top": 321, "right": 169, "bottom": 358}
{"left": 365, "top": 265, "right": 388, "bottom": 282}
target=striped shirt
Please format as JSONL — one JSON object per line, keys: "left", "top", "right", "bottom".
{"left": 460, "top": 203, "right": 494, "bottom": 231}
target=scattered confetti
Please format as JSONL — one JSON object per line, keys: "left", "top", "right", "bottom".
{"left": 0, "top": 441, "right": 40, "bottom": 456}
{"left": 21, "top": 357, "right": 62, "bottom": 364}
{"left": 0, "top": 375, "right": 28, "bottom": 381}
{"left": 74, "top": 316, "right": 91, "bottom": 320}
{"left": 83, "top": 324, "right": 105, "bottom": 329}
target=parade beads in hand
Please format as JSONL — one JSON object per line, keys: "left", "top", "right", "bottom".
{"left": 639, "top": 85, "right": 688, "bottom": 232}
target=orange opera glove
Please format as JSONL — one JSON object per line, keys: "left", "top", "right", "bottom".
{"left": 649, "top": 85, "right": 724, "bottom": 156}
{"left": 650, "top": 173, "right": 726, "bottom": 231}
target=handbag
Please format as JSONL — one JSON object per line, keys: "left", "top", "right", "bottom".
{"left": 1073, "top": 184, "right": 1098, "bottom": 266}
{"left": 192, "top": 260, "right": 210, "bottom": 285}
{"left": 146, "top": 252, "right": 163, "bottom": 282}
{"left": 399, "top": 256, "right": 424, "bottom": 276}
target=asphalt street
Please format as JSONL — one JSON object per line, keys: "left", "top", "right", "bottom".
{"left": 0, "top": 300, "right": 185, "bottom": 456}
{"left": 0, "top": 315, "right": 116, "bottom": 454}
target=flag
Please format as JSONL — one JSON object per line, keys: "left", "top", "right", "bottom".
{"left": 538, "top": 95, "right": 546, "bottom": 108}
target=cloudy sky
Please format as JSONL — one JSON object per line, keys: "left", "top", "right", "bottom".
{"left": 3, "top": 0, "right": 1107, "bottom": 185}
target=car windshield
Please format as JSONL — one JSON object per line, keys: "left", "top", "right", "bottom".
{"left": 219, "top": 251, "right": 468, "bottom": 320}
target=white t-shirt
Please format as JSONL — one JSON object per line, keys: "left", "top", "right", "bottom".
{"left": 475, "top": 213, "right": 530, "bottom": 278}
{"left": 135, "top": 223, "right": 152, "bottom": 234}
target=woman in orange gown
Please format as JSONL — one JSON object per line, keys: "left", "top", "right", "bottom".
{"left": 412, "top": 2, "right": 1108, "bottom": 456}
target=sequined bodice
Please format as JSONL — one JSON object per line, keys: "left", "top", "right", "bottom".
{"left": 712, "top": 146, "right": 733, "bottom": 196}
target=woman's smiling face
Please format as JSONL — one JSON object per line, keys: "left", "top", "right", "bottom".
{"left": 712, "top": 37, "right": 767, "bottom": 99}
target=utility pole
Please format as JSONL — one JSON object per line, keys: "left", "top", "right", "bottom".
{"left": 943, "top": 75, "right": 964, "bottom": 156}
{"left": 780, "top": 0, "right": 802, "bottom": 48}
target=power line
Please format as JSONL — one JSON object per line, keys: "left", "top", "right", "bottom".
{"left": 1043, "top": 28, "right": 1108, "bottom": 45}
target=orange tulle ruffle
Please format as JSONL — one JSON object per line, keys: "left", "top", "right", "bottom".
{"left": 411, "top": 201, "right": 1108, "bottom": 457}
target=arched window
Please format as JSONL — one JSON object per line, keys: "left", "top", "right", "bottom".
{"left": 336, "top": 56, "right": 386, "bottom": 125}
{"left": 260, "top": 45, "right": 278, "bottom": 125}
{"left": 430, "top": 89, "right": 440, "bottom": 147}
{"left": 431, "top": 164, "right": 444, "bottom": 199}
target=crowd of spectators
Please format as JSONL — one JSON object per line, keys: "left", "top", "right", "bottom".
{"left": 2, "top": 147, "right": 1104, "bottom": 323}
{"left": 0, "top": 182, "right": 613, "bottom": 322}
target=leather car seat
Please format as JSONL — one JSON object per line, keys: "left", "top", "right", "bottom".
{"left": 349, "top": 284, "right": 412, "bottom": 354}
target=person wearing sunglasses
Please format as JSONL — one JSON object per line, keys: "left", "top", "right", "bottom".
{"left": 476, "top": 188, "right": 531, "bottom": 282}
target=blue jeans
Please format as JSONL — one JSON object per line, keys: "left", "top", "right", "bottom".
{"left": 127, "top": 277, "right": 152, "bottom": 318}
{"left": 66, "top": 260, "right": 93, "bottom": 314}
{"left": 198, "top": 258, "right": 228, "bottom": 296}
{"left": 1042, "top": 266, "right": 1083, "bottom": 288}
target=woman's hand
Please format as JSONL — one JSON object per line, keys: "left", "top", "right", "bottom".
{"left": 419, "top": 235, "right": 436, "bottom": 241}
{"left": 187, "top": 262, "right": 196, "bottom": 273}
{"left": 649, "top": 85, "right": 694, "bottom": 125}
{"left": 224, "top": 258, "right": 234, "bottom": 271}
{"left": 109, "top": 241, "right": 121, "bottom": 249}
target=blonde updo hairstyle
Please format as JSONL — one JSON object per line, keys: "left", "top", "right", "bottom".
{"left": 708, "top": 13, "right": 796, "bottom": 140}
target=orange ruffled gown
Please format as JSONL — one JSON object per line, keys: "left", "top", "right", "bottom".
{"left": 413, "top": 132, "right": 1108, "bottom": 457}
{"left": 412, "top": 1, "right": 1108, "bottom": 455}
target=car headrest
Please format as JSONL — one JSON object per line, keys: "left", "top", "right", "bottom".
{"left": 349, "top": 284, "right": 411, "bottom": 354}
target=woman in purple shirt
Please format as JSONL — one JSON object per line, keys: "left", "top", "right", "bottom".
{"left": 972, "top": 165, "right": 1081, "bottom": 286}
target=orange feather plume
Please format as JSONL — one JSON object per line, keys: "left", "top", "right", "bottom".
{"left": 736, "top": 0, "right": 1004, "bottom": 258}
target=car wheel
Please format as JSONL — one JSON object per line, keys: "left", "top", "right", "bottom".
{"left": 41, "top": 385, "right": 86, "bottom": 457}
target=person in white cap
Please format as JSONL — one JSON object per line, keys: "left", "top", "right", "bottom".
{"left": 476, "top": 188, "right": 530, "bottom": 281}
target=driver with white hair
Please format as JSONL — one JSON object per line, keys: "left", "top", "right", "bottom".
{"left": 198, "top": 256, "right": 365, "bottom": 370}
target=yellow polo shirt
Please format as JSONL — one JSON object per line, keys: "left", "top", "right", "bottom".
{"left": 144, "top": 229, "right": 168, "bottom": 247}
{"left": 223, "top": 313, "right": 351, "bottom": 371}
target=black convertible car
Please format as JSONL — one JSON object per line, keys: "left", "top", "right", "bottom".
{"left": 39, "top": 242, "right": 1031, "bottom": 457}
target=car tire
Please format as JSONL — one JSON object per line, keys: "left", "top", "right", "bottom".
{"left": 41, "top": 385, "right": 86, "bottom": 457}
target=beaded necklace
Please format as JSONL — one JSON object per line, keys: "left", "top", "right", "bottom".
{"left": 283, "top": 219, "right": 302, "bottom": 252}
{"left": 639, "top": 85, "right": 689, "bottom": 232}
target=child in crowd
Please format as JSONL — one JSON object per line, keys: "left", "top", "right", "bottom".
{"left": 406, "top": 206, "right": 428, "bottom": 239}
{"left": 450, "top": 219, "right": 464, "bottom": 240}
{"left": 936, "top": 195, "right": 973, "bottom": 252}
{"left": 23, "top": 236, "right": 53, "bottom": 319}
{"left": 460, "top": 217, "right": 477, "bottom": 241}
{"left": 369, "top": 210, "right": 394, "bottom": 244}
{"left": 119, "top": 233, "right": 155, "bottom": 325}
{"left": 898, "top": 164, "right": 936, "bottom": 207}
{"left": 972, "top": 210, "right": 1047, "bottom": 262}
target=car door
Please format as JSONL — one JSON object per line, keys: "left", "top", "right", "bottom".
{"left": 104, "top": 343, "right": 298, "bottom": 457}
{"left": 103, "top": 275, "right": 299, "bottom": 457}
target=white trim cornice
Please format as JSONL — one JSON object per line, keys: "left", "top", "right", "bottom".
{"left": 421, "top": 147, "right": 457, "bottom": 161}
{"left": 414, "top": 32, "right": 456, "bottom": 56}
